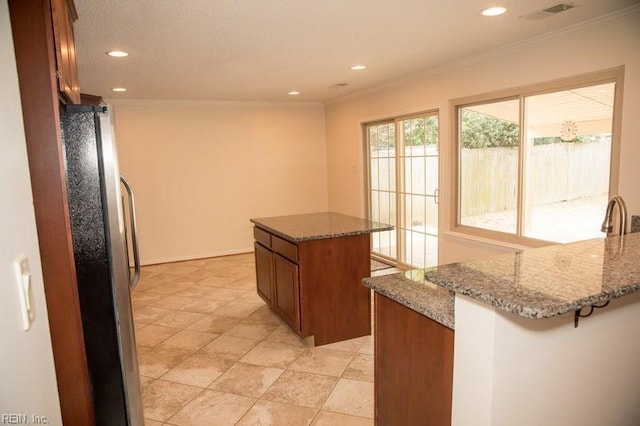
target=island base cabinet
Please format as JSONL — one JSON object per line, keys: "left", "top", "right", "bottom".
{"left": 253, "top": 225, "right": 371, "bottom": 346}
{"left": 374, "top": 293, "right": 454, "bottom": 426}
{"left": 298, "top": 233, "right": 371, "bottom": 345}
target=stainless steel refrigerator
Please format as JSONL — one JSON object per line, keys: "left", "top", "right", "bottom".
{"left": 61, "top": 104, "right": 144, "bottom": 425}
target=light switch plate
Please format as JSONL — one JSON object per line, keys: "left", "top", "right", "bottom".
{"left": 13, "top": 255, "right": 35, "bottom": 330}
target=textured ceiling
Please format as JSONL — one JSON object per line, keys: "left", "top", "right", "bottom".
{"left": 73, "top": 0, "right": 640, "bottom": 102}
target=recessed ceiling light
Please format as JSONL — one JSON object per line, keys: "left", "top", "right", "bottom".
{"left": 288, "top": 91, "right": 300, "bottom": 96}
{"left": 350, "top": 65, "right": 367, "bottom": 71}
{"left": 112, "top": 87, "right": 127, "bottom": 92}
{"left": 107, "top": 50, "right": 129, "bottom": 57}
{"left": 482, "top": 6, "right": 507, "bottom": 16}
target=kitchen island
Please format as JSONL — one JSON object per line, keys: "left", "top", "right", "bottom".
{"left": 251, "top": 212, "right": 392, "bottom": 346}
{"left": 364, "top": 233, "right": 640, "bottom": 426}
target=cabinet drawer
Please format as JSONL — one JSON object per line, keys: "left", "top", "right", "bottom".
{"left": 253, "top": 227, "right": 272, "bottom": 248}
{"left": 272, "top": 235, "right": 299, "bottom": 263}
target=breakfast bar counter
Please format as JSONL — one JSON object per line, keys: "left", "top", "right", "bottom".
{"left": 251, "top": 212, "right": 392, "bottom": 346}
{"left": 363, "top": 233, "right": 640, "bottom": 426}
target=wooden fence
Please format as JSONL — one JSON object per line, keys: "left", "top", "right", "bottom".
{"left": 461, "top": 140, "right": 611, "bottom": 216}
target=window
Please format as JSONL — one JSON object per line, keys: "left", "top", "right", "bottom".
{"left": 454, "top": 70, "right": 622, "bottom": 244}
{"left": 365, "top": 112, "right": 439, "bottom": 268}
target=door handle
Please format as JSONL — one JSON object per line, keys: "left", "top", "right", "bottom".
{"left": 120, "top": 176, "right": 141, "bottom": 289}
{"left": 434, "top": 188, "right": 439, "bottom": 204}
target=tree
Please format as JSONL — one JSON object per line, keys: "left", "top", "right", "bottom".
{"left": 460, "top": 109, "right": 519, "bottom": 149}
{"left": 403, "top": 116, "right": 438, "bottom": 147}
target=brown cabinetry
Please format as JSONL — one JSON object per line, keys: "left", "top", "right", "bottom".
{"left": 273, "top": 253, "right": 300, "bottom": 332}
{"left": 252, "top": 225, "right": 371, "bottom": 346}
{"left": 374, "top": 293, "right": 454, "bottom": 426}
{"left": 51, "top": 0, "right": 80, "bottom": 104}
{"left": 254, "top": 241, "right": 274, "bottom": 305}
{"left": 8, "top": 0, "right": 91, "bottom": 422}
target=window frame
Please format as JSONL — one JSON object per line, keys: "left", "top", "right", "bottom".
{"left": 450, "top": 67, "right": 624, "bottom": 247}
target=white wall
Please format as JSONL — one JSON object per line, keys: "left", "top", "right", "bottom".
{"left": 110, "top": 100, "right": 328, "bottom": 264}
{"left": 0, "top": 1, "right": 62, "bottom": 421}
{"left": 325, "top": 9, "right": 640, "bottom": 264}
{"left": 453, "top": 293, "right": 640, "bottom": 425}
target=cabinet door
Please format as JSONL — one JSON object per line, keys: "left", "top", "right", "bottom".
{"left": 375, "top": 293, "right": 454, "bottom": 425}
{"left": 273, "top": 253, "right": 300, "bottom": 333}
{"left": 51, "top": 0, "right": 80, "bottom": 104}
{"left": 254, "top": 242, "right": 273, "bottom": 305}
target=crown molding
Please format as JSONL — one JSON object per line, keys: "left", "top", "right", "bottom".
{"left": 326, "top": 4, "right": 640, "bottom": 106}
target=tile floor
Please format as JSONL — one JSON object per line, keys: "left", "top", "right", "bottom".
{"left": 133, "top": 252, "right": 396, "bottom": 425}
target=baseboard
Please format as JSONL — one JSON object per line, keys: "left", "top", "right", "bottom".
{"left": 140, "top": 247, "right": 254, "bottom": 266}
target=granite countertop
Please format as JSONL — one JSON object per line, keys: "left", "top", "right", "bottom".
{"left": 363, "top": 270, "right": 455, "bottom": 329}
{"left": 365, "top": 233, "right": 640, "bottom": 326}
{"left": 250, "top": 212, "right": 393, "bottom": 243}
{"left": 424, "top": 233, "right": 640, "bottom": 320}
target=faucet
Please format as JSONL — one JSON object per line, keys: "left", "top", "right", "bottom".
{"left": 601, "top": 195, "right": 628, "bottom": 236}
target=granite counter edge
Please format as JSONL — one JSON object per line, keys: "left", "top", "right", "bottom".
{"left": 363, "top": 275, "right": 455, "bottom": 330}
{"left": 426, "top": 276, "right": 640, "bottom": 320}
{"left": 251, "top": 220, "right": 393, "bottom": 243}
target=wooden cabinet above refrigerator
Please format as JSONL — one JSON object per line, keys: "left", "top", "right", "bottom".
{"left": 51, "top": 0, "right": 80, "bottom": 104}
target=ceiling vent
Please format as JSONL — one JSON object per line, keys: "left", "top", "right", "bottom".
{"left": 330, "top": 83, "right": 350, "bottom": 89}
{"left": 521, "top": 3, "right": 576, "bottom": 20}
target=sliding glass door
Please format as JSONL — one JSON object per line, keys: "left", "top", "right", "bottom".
{"left": 365, "top": 112, "right": 439, "bottom": 268}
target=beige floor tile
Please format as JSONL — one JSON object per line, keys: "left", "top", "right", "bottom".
{"left": 342, "top": 353, "right": 374, "bottom": 382}
{"left": 224, "top": 321, "right": 278, "bottom": 340}
{"left": 134, "top": 254, "right": 382, "bottom": 424}
{"left": 144, "top": 418, "right": 163, "bottom": 426}
{"left": 153, "top": 310, "right": 208, "bottom": 329}
{"left": 322, "top": 379, "right": 373, "bottom": 418}
{"left": 213, "top": 277, "right": 256, "bottom": 290}
{"left": 136, "top": 324, "right": 181, "bottom": 348}
{"left": 209, "top": 362, "right": 284, "bottom": 398}
{"left": 311, "top": 411, "right": 373, "bottom": 425}
{"left": 133, "top": 306, "right": 175, "bottom": 324}
{"left": 234, "top": 290, "right": 267, "bottom": 305}
{"left": 138, "top": 348, "right": 192, "bottom": 379}
{"left": 199, "top": 335, "right": 260, "bottom": 361}
{"left": 264, "top": 325, "right": 310, "bottom": 347}
{"left": 144, "top": 277, "right": 191, "bottom": 292}
{"left": 142, "top": 379, "right": 201, "bottom": 422}
{"left": 186, "top": 313, "right": 238, "bottom": 334}
{"left": 318, "top": 336, "right": 366, "bottom": 353}
{"left": 196, "top": 275, "right": 231, "bottom": 287}
{"left": 213, "top": 302, "right": 260, "bottom": 318}
{"left": 288, "top": 348, "right": 354, "bottom": 377}
{"left": 237, "top": 400, "right": 317, "bottom": 425}
{"left": 179, "top": 298, "right": 224, "bottom": 314}
{"left": 200, "top": 287, "right": 246, "bottom": 301}
{"left": 262, "top": 370, "right": 338, "bottom": 409}
{"left": 178, "top": 267, "right": 216, "bottom": 282}
{"left": 149, "top": 294, "right": 196, "bottom": 310}
{"left": 143, "top": 284, "right": 189, "bottom": 297}
{"left": 240, "top": 341, "right": 305, "bottom": 368}
{"left": 357, "top": 335, "right": 374, "bottom": 355}
{"left": 156, "top": 330, "right": 218, "bottom": 354}
{"left": 167, "top": 389, "right": 255, "bottom": 426}
{"left": 243, "top": 306, "right": 285, "bottom": 327}
{"left": 139, "top": 375, "right": 155, "bottom": 391}
{"left": 161, "top": 354, "right": 235, "bottom": 388}
{"left": 175, "top": 285, "right": 220, "bottom": 299}
{"left": 132, "top": 291, "right": 168, "bottom": 307}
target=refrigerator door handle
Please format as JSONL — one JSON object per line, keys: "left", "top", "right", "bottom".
{"left": 120, "top": 176, "right": 141, "bottom": 288}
